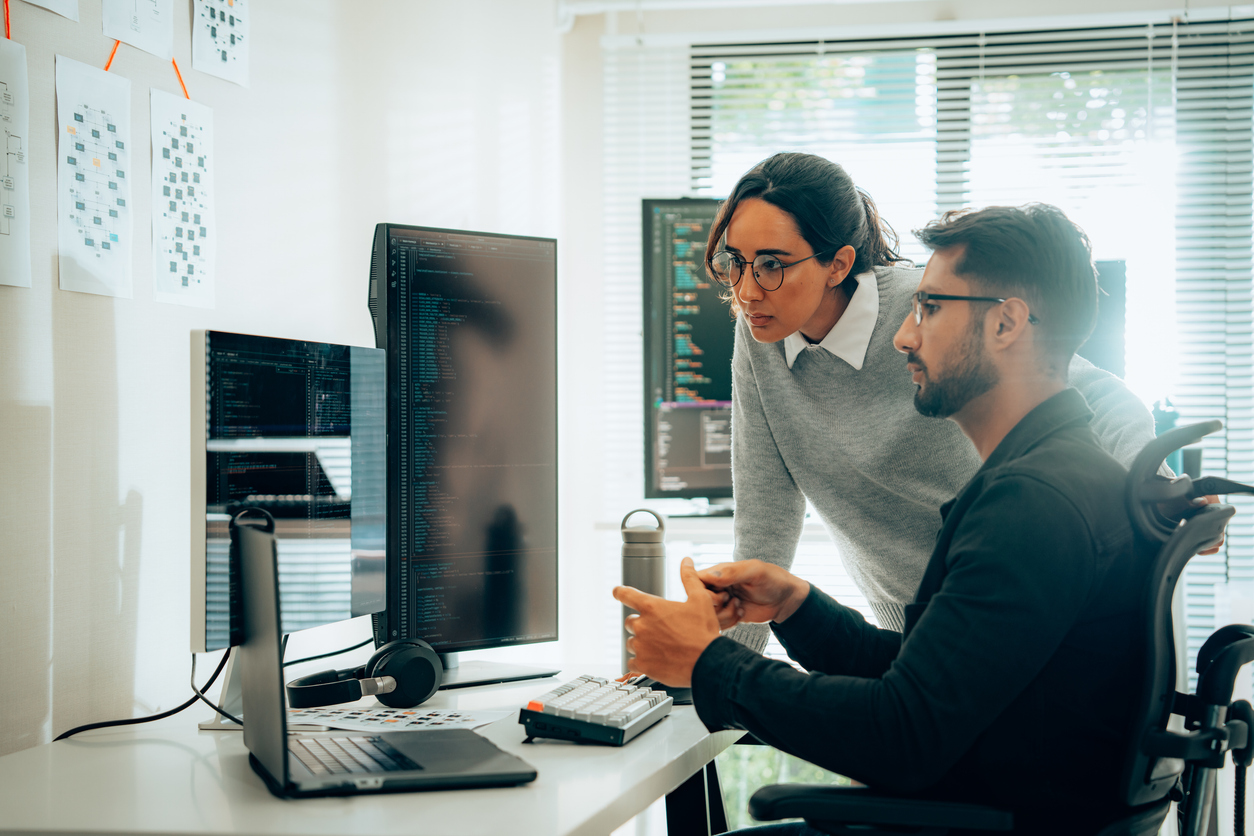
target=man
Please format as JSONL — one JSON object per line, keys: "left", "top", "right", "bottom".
{"left": 614, "top": 204, "right": 1150, "bottom": 834}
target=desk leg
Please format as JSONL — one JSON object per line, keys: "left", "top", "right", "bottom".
{"left": 665, "top": 761, "right": 728, "bottom": 835}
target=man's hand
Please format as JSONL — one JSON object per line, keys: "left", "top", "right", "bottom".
{"left": 612, "top": 557, "right": 721, "bottom": 688}
{"left": 697, "top": 559, "right": 810, "bottom": 629}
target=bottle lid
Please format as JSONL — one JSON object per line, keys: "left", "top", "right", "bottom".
{"left": 621, "top": 508, "right": 665, "bottom": 543}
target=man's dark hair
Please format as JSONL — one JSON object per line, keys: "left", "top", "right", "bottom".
{"left": 914, "top": 204, "right": 1098, "bottom": 371}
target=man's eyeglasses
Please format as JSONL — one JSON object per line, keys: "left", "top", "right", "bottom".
{"left": 708, "top": 251, "right": 826, "bottom": 291}
{"left": 911, "top": 292, "right": 1040, "bottom": 326}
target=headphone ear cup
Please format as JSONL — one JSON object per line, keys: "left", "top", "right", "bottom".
{"left": 365, "top": 639, "right": 442, "bottom": 708}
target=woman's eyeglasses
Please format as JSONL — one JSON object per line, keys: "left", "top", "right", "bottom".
{"left": 707, "top": 251, "right": 826, "bottom": 292}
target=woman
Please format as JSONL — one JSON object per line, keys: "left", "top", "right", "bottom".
{"left": 710, "top": 152, "right": 1157, "bottom": 641}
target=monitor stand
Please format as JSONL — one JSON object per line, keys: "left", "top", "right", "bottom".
{"left": 436, "top": 653, "right": 560, "bottom": 690}
{"left": 198, "top": 651, "right": 244, "bottom": 731}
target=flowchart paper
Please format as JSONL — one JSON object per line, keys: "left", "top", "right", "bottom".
{"left": 55, "top": 55, "right": 133, "bottom": 298}
{"left": 0, "top": 39, "right": 32, "bottom": 289}
{"left": 103, "top": 0, "right": 175, "bottom": 61}
{"left": 21, "top": 0, "right": 79, "bottom": 22}
{"left": 150, "top": 89, "right": 215, "bottom": 307}
{"left": 286, "top": 707, "right": 511, "bottom": 733}
{"left": 192, "top": 0, "right": 249, "bottom": 88}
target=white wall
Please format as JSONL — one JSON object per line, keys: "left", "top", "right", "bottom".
{"left": 0, "top": 0, "right": 563, "bottom": 757}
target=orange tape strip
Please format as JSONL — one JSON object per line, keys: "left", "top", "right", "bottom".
{"left": 5, "top": 0, "right": 12, "bottom": 40}
{"left": 172, "top": 58, "right": 189, "bottom": 99}
{"left": 104, "top": 40, "right": 120, "bottom": 71}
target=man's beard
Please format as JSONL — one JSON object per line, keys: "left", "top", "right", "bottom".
{"left": 909, "top": 328, "right": 998, "bottom": 419}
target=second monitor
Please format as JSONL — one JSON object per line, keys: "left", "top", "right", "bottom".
{"left": 643, "top": 198, "right": 733, "bottom": 501}
{"left": 369, "top": 224, "right": 559, "bottom": 685}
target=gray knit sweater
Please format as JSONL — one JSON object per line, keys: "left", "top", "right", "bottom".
{"left": 729, "top": 264, "right": 1158, "bottom": 648}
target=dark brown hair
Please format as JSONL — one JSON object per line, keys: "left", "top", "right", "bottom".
{"left": 705, "top": 153, "right": 910, "bottom": 312}
{"left": 914, "top": 204, "right": 1098, "bottom": 367}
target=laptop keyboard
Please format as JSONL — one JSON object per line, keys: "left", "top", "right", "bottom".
{"left": 290, "top": 735, "right": 418, "bottom": 775}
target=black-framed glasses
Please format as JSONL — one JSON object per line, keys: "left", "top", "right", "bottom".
{"left": 911, "top": 292, "right": 1040, "bottom": 326}
{"left": 707, "top": 251, "right": 825, "bottom": 292}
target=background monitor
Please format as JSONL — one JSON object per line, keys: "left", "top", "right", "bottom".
{"left": 368, "top": 224, "right": 559, "bottom": 659}
{"left": 642, "top": 198, "right": 734, "bottom": 500}
{"left": 190, "top": 330, "right": 386, "bottom": 653}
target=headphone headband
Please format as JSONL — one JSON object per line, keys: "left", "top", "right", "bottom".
{"left": 284, "top": 639, "right": 441, "bottom": 709}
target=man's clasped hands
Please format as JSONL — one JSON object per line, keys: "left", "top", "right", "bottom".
{"left": 612, "top": 557, "right": 811, "bottom": 688}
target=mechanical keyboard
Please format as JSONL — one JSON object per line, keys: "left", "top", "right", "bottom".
{"left": 518, "top": 674, "right": 673, "bottom": 746}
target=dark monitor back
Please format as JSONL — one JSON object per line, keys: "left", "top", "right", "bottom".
{"left": 642, "top": 198, "right": 734, "bottom": 500}
{"left": 369, "top": 224, "right": 558, "bottom": 653}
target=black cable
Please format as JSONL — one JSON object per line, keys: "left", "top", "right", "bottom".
{"left": 189, "top": 652, "right": 242, "bottom": 727}
{"left": 283, "top": 637, "right": 373, "bottom": 668}
{"left": 54, "top": 650, "right": 232, "bottom": 741}
{"left": 1238, "top": 763, "right": 1247, "bottom": 836}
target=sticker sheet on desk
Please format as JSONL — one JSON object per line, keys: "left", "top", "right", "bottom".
{"left": 0, "top": 39, "right": 32, "bottom": 289}
{"left": 192, "top": 0, "right": 248, "bottom": 88}
{"left": 150, "top": 89, "right": 215, "bottom": 307}
{"left": 55, "top": 55, "right": 132, "bottom": 298}
{"left": 288, "top": 707, "right": 512, "bottom": 733}
{"left": 22, "top": 0, "right": 79, "bottom": 22}
{"left": 103, "top": 0, "right": 175, "bottom": 61}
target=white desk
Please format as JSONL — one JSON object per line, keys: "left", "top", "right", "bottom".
{"left": 0, "top": 671, "right": 741, "bottom": 836}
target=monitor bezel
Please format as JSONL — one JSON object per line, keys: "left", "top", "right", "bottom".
{"left": 191, "top": 330, "right": 209, "bottom": 652}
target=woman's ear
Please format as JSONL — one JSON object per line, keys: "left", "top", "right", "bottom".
{"left": 827, "top": 245, "right": 857, "bottom": 287}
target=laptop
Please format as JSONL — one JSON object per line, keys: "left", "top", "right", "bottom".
{"left": 233, "top": 511, "right": 538, "bottom": 798}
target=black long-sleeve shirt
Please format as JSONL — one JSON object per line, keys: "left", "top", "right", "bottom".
{"left": 692, "top": 389, "right": 1146, "bottom": 834}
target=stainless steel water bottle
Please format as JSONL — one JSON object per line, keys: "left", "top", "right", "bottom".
{"left": 621, "top": 508, "right": 666, "bottom": 674}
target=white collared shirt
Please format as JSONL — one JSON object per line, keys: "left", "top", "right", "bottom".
{"left": 782, "top": 270, "right": 879, "bottom": 370}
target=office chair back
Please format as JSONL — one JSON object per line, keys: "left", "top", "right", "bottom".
{"left": 1120, "top": 421, "right": 1235, "bottom": 809}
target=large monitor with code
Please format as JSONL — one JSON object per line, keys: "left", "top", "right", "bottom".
{"left": 642, "top": 198, "right": 735, "bottom": 500}
{"left": 368, "top": 224, "right": 558, "bottom": 663}
{"left": 190, "top": 330, "right": 387, "bottom": 653}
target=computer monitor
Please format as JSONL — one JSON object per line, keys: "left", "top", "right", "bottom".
{"left": 190, "top": 330, "right": 386, "bottom": 653}
{"left": 642, "top": 198, "right": 734, "bottom": 500}
{"left": 368, "top": 224, "right": 558, "bottom": 678}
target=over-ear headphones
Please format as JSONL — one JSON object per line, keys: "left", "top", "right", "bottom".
{"left": 286, "top": 638, "right": 443, "bottom": 709}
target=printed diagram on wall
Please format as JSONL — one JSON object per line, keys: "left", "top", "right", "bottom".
{"left": 192, "top": 0, "right": 249, "bottom": 88}
{"left": 150, "top": 89, "right": 215, "bottom": 308}
{"left": 0, "top": 39, "right": 32, "bottom": 289}
{"left": 22, "top": 0, "right": 80, "bottom": 22}
{"left": 55, "top": 55, "right": 133, "bottom": 298}
{"left": 103, "top": 0, "right": 175, "bottom": 61}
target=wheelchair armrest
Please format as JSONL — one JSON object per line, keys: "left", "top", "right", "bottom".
{"left": 748, "top": 784, "right": 1014, "bottom": 831}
